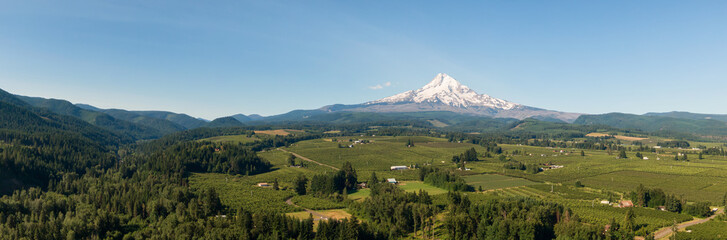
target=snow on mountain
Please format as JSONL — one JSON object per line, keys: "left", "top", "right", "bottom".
{"left": 367, "top": 73, "right": 519, "bottom": 110}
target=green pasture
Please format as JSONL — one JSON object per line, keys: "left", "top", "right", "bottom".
{"left": 463, "top": 174, "right": 537, "bottom": 190}
{"left": 398, "top": 181, "right": 448, "bottom": 195}
{"left": 284, "top": 136, "right": 491, "bottom": 180}
{"left": 466, "top": 143, "right": 727, "bottom": 203}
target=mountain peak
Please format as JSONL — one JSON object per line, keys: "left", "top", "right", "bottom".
{"left": 423, "top": 73, "right": 462, "bottom": 90}
{"left": 368, "top": 73, "right": 519, "bottom": 110}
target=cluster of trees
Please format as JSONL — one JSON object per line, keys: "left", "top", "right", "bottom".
{"left": 684, "top": 201, "right": 713, "bottom": 218}
{"left": 443, "top": 192, "right": 638, "bottom": 240}
{"left": 630, "top": 185, "right": 684, "bottom": 213}
{"left": 450, "top": 147, "right": 478, "bottom": 165}
{"left": 350, "top": 178, "right": 437, "bottom": 238}
{"left": 674, "top": 152, "right": 689, "bottom": 161}
{"left": 417, "top": 166, "right": 471, "bottom": 191}
{"left": 503, "top": 161, "right": 541, "bottom": 174}
{"left": 309, "top": 162, "right": 357, "bottom": 195}
{"left": 147, "top": 141, "right": 271, "bottom": 176}
{"left": 701, "top": 147, "right": 725, "bottom": 156}
{"left": 658, "top": 140, "right": 691, "bottom": 148}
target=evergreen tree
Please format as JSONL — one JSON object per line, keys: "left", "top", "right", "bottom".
{"left": 369, "top": 171, "right": 379, "bottom": 185}
{"left": 288, "top": 154, "right": 297, "bottom": 166}
{"left": 406, "top": 138, "right": 414, "bottom": 147}
{"left": 623, "top": 208, "right": 635, "bottom": 233}
{"left": 294, "top": 175, "right": 308, "bottom": 195}
{"left": 618, "top": 150, "right": 628, "bottom": 159}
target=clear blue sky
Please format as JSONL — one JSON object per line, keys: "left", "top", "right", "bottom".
{"left": 1, "top": 1, "right": 726, "bottom": 119}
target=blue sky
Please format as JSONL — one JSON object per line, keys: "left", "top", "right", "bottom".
{"left": 1, "top": 1, "right": 726, "bottom": 119}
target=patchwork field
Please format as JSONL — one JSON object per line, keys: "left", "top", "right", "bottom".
{"left": 189, "top": 134, "right": 726, "bottom": 237}
{"left": 284, "top": 136, "right": 495, "bottom": 180}
{"left": 480, "top": 186, "right": 693, "bottom": 233}
{"left": 188, "top": 150, "right": 334, "bottom": 214}
{"left": 465, "top": 143, "right": 727, "bottom": 203}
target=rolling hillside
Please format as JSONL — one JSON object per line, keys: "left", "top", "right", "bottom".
{"left": 16, "top": 95, "right": 167, "bottom": 140}
{"left": 575, "top": 113, "right": 727, "bottom": 139}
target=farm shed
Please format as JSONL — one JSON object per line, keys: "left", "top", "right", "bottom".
{"left": 618, "top": 200, "right": 634, "bottom": 208}
{"left": 390, "top": 166, "right": 408, "bottom": 170}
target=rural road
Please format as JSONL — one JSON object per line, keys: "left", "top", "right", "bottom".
{"left": 653, "top": 208, "right": 724, "bottom": 239}
{"left": 285, "top": 197, "right": 331, "bottom": 221}
{"left": 278, "top": 148, "right": 339, "bottom": 170}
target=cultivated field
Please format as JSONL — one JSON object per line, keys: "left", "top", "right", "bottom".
{"left": 398, "top": 181, "right": 448, "bottom": 195}
{"left": 463, "top": 174, "right": 537, "bottom": 190}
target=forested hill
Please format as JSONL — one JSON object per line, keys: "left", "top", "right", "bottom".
{"left": 16, "top": 95, "right": 171, "bottom": 140}
{"left": 0, "top": 94, "right": 122, "bottom": 194}
{"left": 645, "top": 111, "right": 727, "bottom": 123}
{"left": 76, "top": 104, "right": 208, "bottom": 129}
{"left": 574, "top": 112, "right": 727, "bottom": 140}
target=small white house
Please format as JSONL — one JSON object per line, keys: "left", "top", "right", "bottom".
{"left": 600, "top": 200, "right": 610, "bottom": 205}
{"left": 390, "top": 166, "right": 408, "bottom": 170}
{"left": 643, "top": 157, "right": 649, "bottom": 160}
{"left": 387, "top": 178, "right": 397, "bottom": 184}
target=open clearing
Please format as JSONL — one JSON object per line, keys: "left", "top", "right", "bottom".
{"left": 199, "top": 134, "right": 258, "bottom": 143}
{"left": 463, "top": 174, "right": 537, "bottom": 190}
{"left": 586, "top": 132, "right": 647, "bottom": 141}
{"left": 255, "top": 129, "right": 293, "bottom": 136}
{"left": 398, "top": 181, "right": 448, "bottom": 195}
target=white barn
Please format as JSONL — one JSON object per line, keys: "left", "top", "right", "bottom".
{"left": 390, "top": 166, "right": 408, "bottom": 170}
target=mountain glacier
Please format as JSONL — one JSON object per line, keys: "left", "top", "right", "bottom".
{"left": 367, "top": 73, "right": 518, "bottom": 110}
{"left": 314, "top": 73, "right": 580, "bottom": 122}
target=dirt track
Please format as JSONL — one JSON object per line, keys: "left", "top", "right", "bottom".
{"left": 653, "top": 208, "right": 724, "bottom": 239}
{"left": 277, "top": 148, "right": 339, "bottom": 170}
{"left": 285, "top": 197, "right": 331, "bottom": 221}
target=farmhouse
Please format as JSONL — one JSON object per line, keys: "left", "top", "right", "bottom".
{"left": 390, "top": 166, "right": 408, "bottom": 170}
{"left": 387, "top": 178, "right": 398, "bottom": 184}
{"left": 618, "top": 200, "right": 634, "bottom": 208}
{"left": 542, "top": 164, "right": 564, "bottom": 170}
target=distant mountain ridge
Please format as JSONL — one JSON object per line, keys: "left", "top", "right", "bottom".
{"left": 16, "top": 95, "right": 168, "bottom": 140}
{"left": 574, "top": 112, "right": 727, "bottom": 139}
{"left": 309, "top": 73, "right": 581, "bottom": 123}
{"left": 645, "top": 111, "right": 727, "bottom": 123}
{"left": 76, "top": 105, "right": 207, "bottom": 130}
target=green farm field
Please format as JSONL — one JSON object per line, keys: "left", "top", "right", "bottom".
{"left": 189, "top": 134, "right": 725, "bottom": 237}
{"left": 463, "top": 174, "right": 537, "bottom": 190}
{"left": 188, "top": 149, "right": 338, "bottom": 214}
{"left": 465, "top": 143, "right": 727, "bottom": 203}
{"left": 284, "top": 136, "right": 497, "bottom": 180}
{"left": 398, "top": 181, "right": 448, "bottom": 195}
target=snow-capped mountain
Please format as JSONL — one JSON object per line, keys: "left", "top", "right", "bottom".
{"left": 367, "top": 73, "right": 518, "bottom": 110}
{"left": 316, "top": 73, "right": 581, "bottom": 123}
